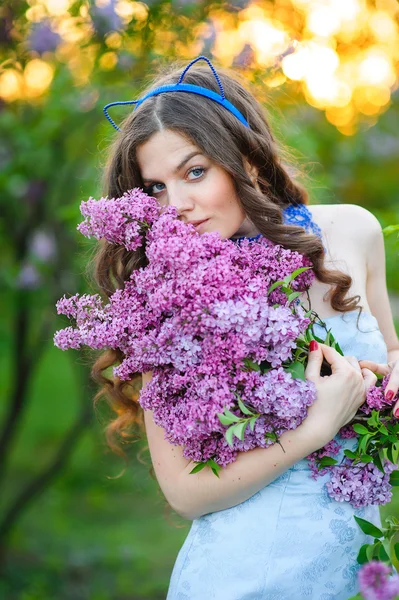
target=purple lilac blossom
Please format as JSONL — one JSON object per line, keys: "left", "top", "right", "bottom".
{"left": 55, "top": 187, "right": 317, "bottom": 468}
{"left": 326, "top": 458, "right": 397, "bottom": 508}
{"left": 28, "top": 20, "right": 61, "bottom": 55}
{"left": 29, "top": 230, "right": 57, "bottom": 262}
{"left": 55, "top": 188, "right": 397, "bottom": 506}
{"left": 16, "top": 262, "right": 41, "bottom": 289}
{"left": 77, "top": 189, "right": 161, "bottom": 250}
{"left": 90, "top": 0, "right": 123, "bottom": 37}
{"left": 306, "top": 439, "right": 341, "bottom": 479}
{"left": 359, "top": 561, "right": 399, "bottom": 600}
{"left": 360, "top": 376, "right": 398, "bottom": 415}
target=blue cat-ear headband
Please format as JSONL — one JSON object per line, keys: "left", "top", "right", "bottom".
{"left": 103, "top": 55, "right": 250, "bottom": 131}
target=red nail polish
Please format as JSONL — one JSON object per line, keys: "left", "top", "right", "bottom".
{"left": 395, "top": 408, "right": 399, "bottom": 419}
{"left": 309, "top": 340, "right": 318, "bottom": 352}
{"left": 386, "top": 390, "right": 395, "bottom": 401}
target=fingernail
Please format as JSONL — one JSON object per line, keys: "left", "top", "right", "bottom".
{"left": 386, "top": 390, "right": 395, "bottom": 401}
{"left": 394, "top": 408, "right": 399, "bottom": 418}
{"left": 310, "top": 340, "right": 319, "bottom": 352}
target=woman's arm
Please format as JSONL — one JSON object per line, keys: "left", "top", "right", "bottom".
{"left": 175, "top": 424, "right": 320, "bottom": 520}
{"left": 360, "top": 205, "right": 399, "bottom": 361}
{"left": 142, "top": 344, "right": 368, "bottom": 522}
{"left": 143, "top": 371, "right": 321, "bottom": 520}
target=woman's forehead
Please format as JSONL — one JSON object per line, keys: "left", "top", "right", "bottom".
{"left": 136, "top": 130, "right": 204, "bottom": 180}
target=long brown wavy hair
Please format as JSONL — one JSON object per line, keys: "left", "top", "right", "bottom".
{"left": 89, "top": 58, "right": 362, "bottom": 461}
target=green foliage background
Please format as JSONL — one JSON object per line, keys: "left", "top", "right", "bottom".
{"left": 1, "top": 1, "right": 398, "bottom": 598}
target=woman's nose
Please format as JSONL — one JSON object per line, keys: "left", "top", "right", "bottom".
{"left": 167, "top": 185, "right": 195, "bottom": 210}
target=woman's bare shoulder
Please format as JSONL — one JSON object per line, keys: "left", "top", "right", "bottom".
{"left": 307, "top": 203, "right": 379, "bottom": 230}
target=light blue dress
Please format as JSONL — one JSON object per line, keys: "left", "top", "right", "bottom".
{"left": 166, "top": 310, "right": 388, "bottom": 600}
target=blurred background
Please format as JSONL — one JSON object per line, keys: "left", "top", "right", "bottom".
{"left": 0, "top": 0, "right": 399, "bottom": 598}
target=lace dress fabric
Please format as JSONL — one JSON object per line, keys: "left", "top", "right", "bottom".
{"left": 167, "top": 311, "right": 387, "bottom": 600}
{"left": 166, "top": 205, "right": 388, "bottom": 599}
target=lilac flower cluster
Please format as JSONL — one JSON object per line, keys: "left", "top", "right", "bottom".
{"left": 309, "top": 373, "right": 399, "bottom": 507}
{"left": 77, "top": 189, "right": 161, "bottom": 251}
{"left": 361, "top": 375, "right": 396, "bottom": 415}
{"left": 306, "top": 439, "right": 341, "bottom": 480}
{"left": 325, "top": 458, "right": 397, "bottom": 508}
{"left": 55, "top": 187, "right": 398, "bottom": 506}
{"left": 55, "top": 188, "right": 317, "bottom": 468}
{"left": 358, "top": 561, "right": 399, "bottom": 600}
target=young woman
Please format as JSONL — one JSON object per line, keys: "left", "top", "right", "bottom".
{"left": 93, "top": 57, "right": 399, "bottom": 598}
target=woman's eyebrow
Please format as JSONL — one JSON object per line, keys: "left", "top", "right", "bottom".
{"left": 142, "top": 151, "right": 203, "bottom": 182}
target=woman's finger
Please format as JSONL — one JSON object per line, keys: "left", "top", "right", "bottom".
{"left": 361, "top": 367, "right": 378, "bottom": 392}
{"left": 344, "top": 356, "right": 362, "bottom": 373}
{"left": 305, "top": 342, "right": 323, "bottom": 382}
{"left": 358, "top": 359, "right": 391, "bottom": 376}
{"left": 317, "top": 343, "right": 349, "bottom": 375}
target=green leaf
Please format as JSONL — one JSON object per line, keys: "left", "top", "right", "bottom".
{"left": 356, "top": 544, "right": 370, "bottom": 565}
{"left": 312, "top": 334, "right": 326, "bottom": 344}
{"left": 233, "top": 421, "right": 248, "bottom": 441}
{"left": 379, "top": 423, "right": 389, "bottom": 435}
{"left": 332, "top": 340, "right": 344, "bottom": 355}
{"left": 207, "top": 458, "right": 221, "bottom": 471}
{"left": 217, "top": 412, "right": 237, "bottom": 426}
{"left": 285, "top": 361, "right": 306, "bottom": 381}
{"left": 224, "top": 409, "right": 241, "bottom": 423}
{"left": 359, "top": 434, "right": 372, "bottom": 454}
{"left": 354, "top": 516, "right": 384, "bottom": 538}
{"left": 237, "top": 397, "right": 255, "bottom": 416}
{"left": 225, "top": 425, "right": 235, "bottom": 448}
{"left": 344, "top": 450, "right": 358, "bottom": 459}
{"left": 379, "top": 542, "right": 390, "bottom": 562}
{"left": 287, "top": 291, "right": 302, "bottom": 303}
{"left": 359, "top": 454, "right": 373, "bottom": 463}
{"left": 318, "top": 457, "right": 338, "bottom": 468}
{"left": 383, "top": 224, "right": 399, "bottom": 235}
{"left": 367, "top": 412, "right": 379, "bottom": 428}
{"left": 268, "top": 280, "right": 284, "bottom": 294}
{"left": 374, "top": 451, "right": 385, "bottom": 474}
{"left": 390, "top": 471, "right": 399, "bottom": 486}
{"left": 395, "top": 543, "right": 399, "bottom": 561}
{"left": 249, "top": 416, "right": 258, "bottom": 432}
{"left": 353, "top": 423, "right": 371, "bottom": 435}
{"left": 366, "top": 544, "right": 377, "bottom": 561}
{"left": 211, "top": 467, "right": 220, "bottom": 478}
{"left": 283, "top": 266, "right": 312, "bottom": 284}
{"left": 189, "top": 462, "right": 207, "bottom": 474}
{"left": 243, "top": 358, "right": 261, "bottom": 372}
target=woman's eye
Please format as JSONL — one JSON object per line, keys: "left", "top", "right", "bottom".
{"left": 144, "top": 182, "right": 165, "bottom": 196}
{"left": 188, "top": 167, "right": 205, "bottom": 179}
{"left": 143, "top": 167, "right": 205, "bottom": 196}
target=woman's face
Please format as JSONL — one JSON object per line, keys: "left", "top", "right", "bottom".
{"left": 136, "top": 129, "right": 260, "bottom": 239}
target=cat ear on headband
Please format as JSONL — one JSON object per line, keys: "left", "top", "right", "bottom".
{"left": 103, "top": 55, "right": 251, "bottom": 132}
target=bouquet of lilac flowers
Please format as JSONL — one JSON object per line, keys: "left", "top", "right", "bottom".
{"left": 54, "top": 188, "right": 399, "bottom": 506}
{"left": 55, "top": 188, "right": 318, "bottom": 471}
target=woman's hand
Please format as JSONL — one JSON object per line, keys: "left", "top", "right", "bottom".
{"left": 358, "top": 358, "right": 399, "bottom": 418}
{"left": 302, "top": 342, "right": 377, "bottom": 448}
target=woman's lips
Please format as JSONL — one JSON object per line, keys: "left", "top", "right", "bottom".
{"left": 194, "top": 219, "right": 209, "bottom": 233}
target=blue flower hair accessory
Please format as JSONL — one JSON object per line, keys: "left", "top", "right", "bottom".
{"left": 103, "top": 55, "right": 250, "bottom": 132}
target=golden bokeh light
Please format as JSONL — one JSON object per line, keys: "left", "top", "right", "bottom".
{"left": 99, "top": 51, "right": 118, "bottom": 70}
{"left": 1, "top": 0, "right": 397, "bottom": 132}
{"left": 24, "top": 59, "right": 55, "bottom": 98}
{"left": 0, "top": 70, "right": 24, "bottom": 102}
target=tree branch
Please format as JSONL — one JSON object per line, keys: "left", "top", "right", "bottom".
{"left": 0, "top": 362, "right": 94, "bottom": 559}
